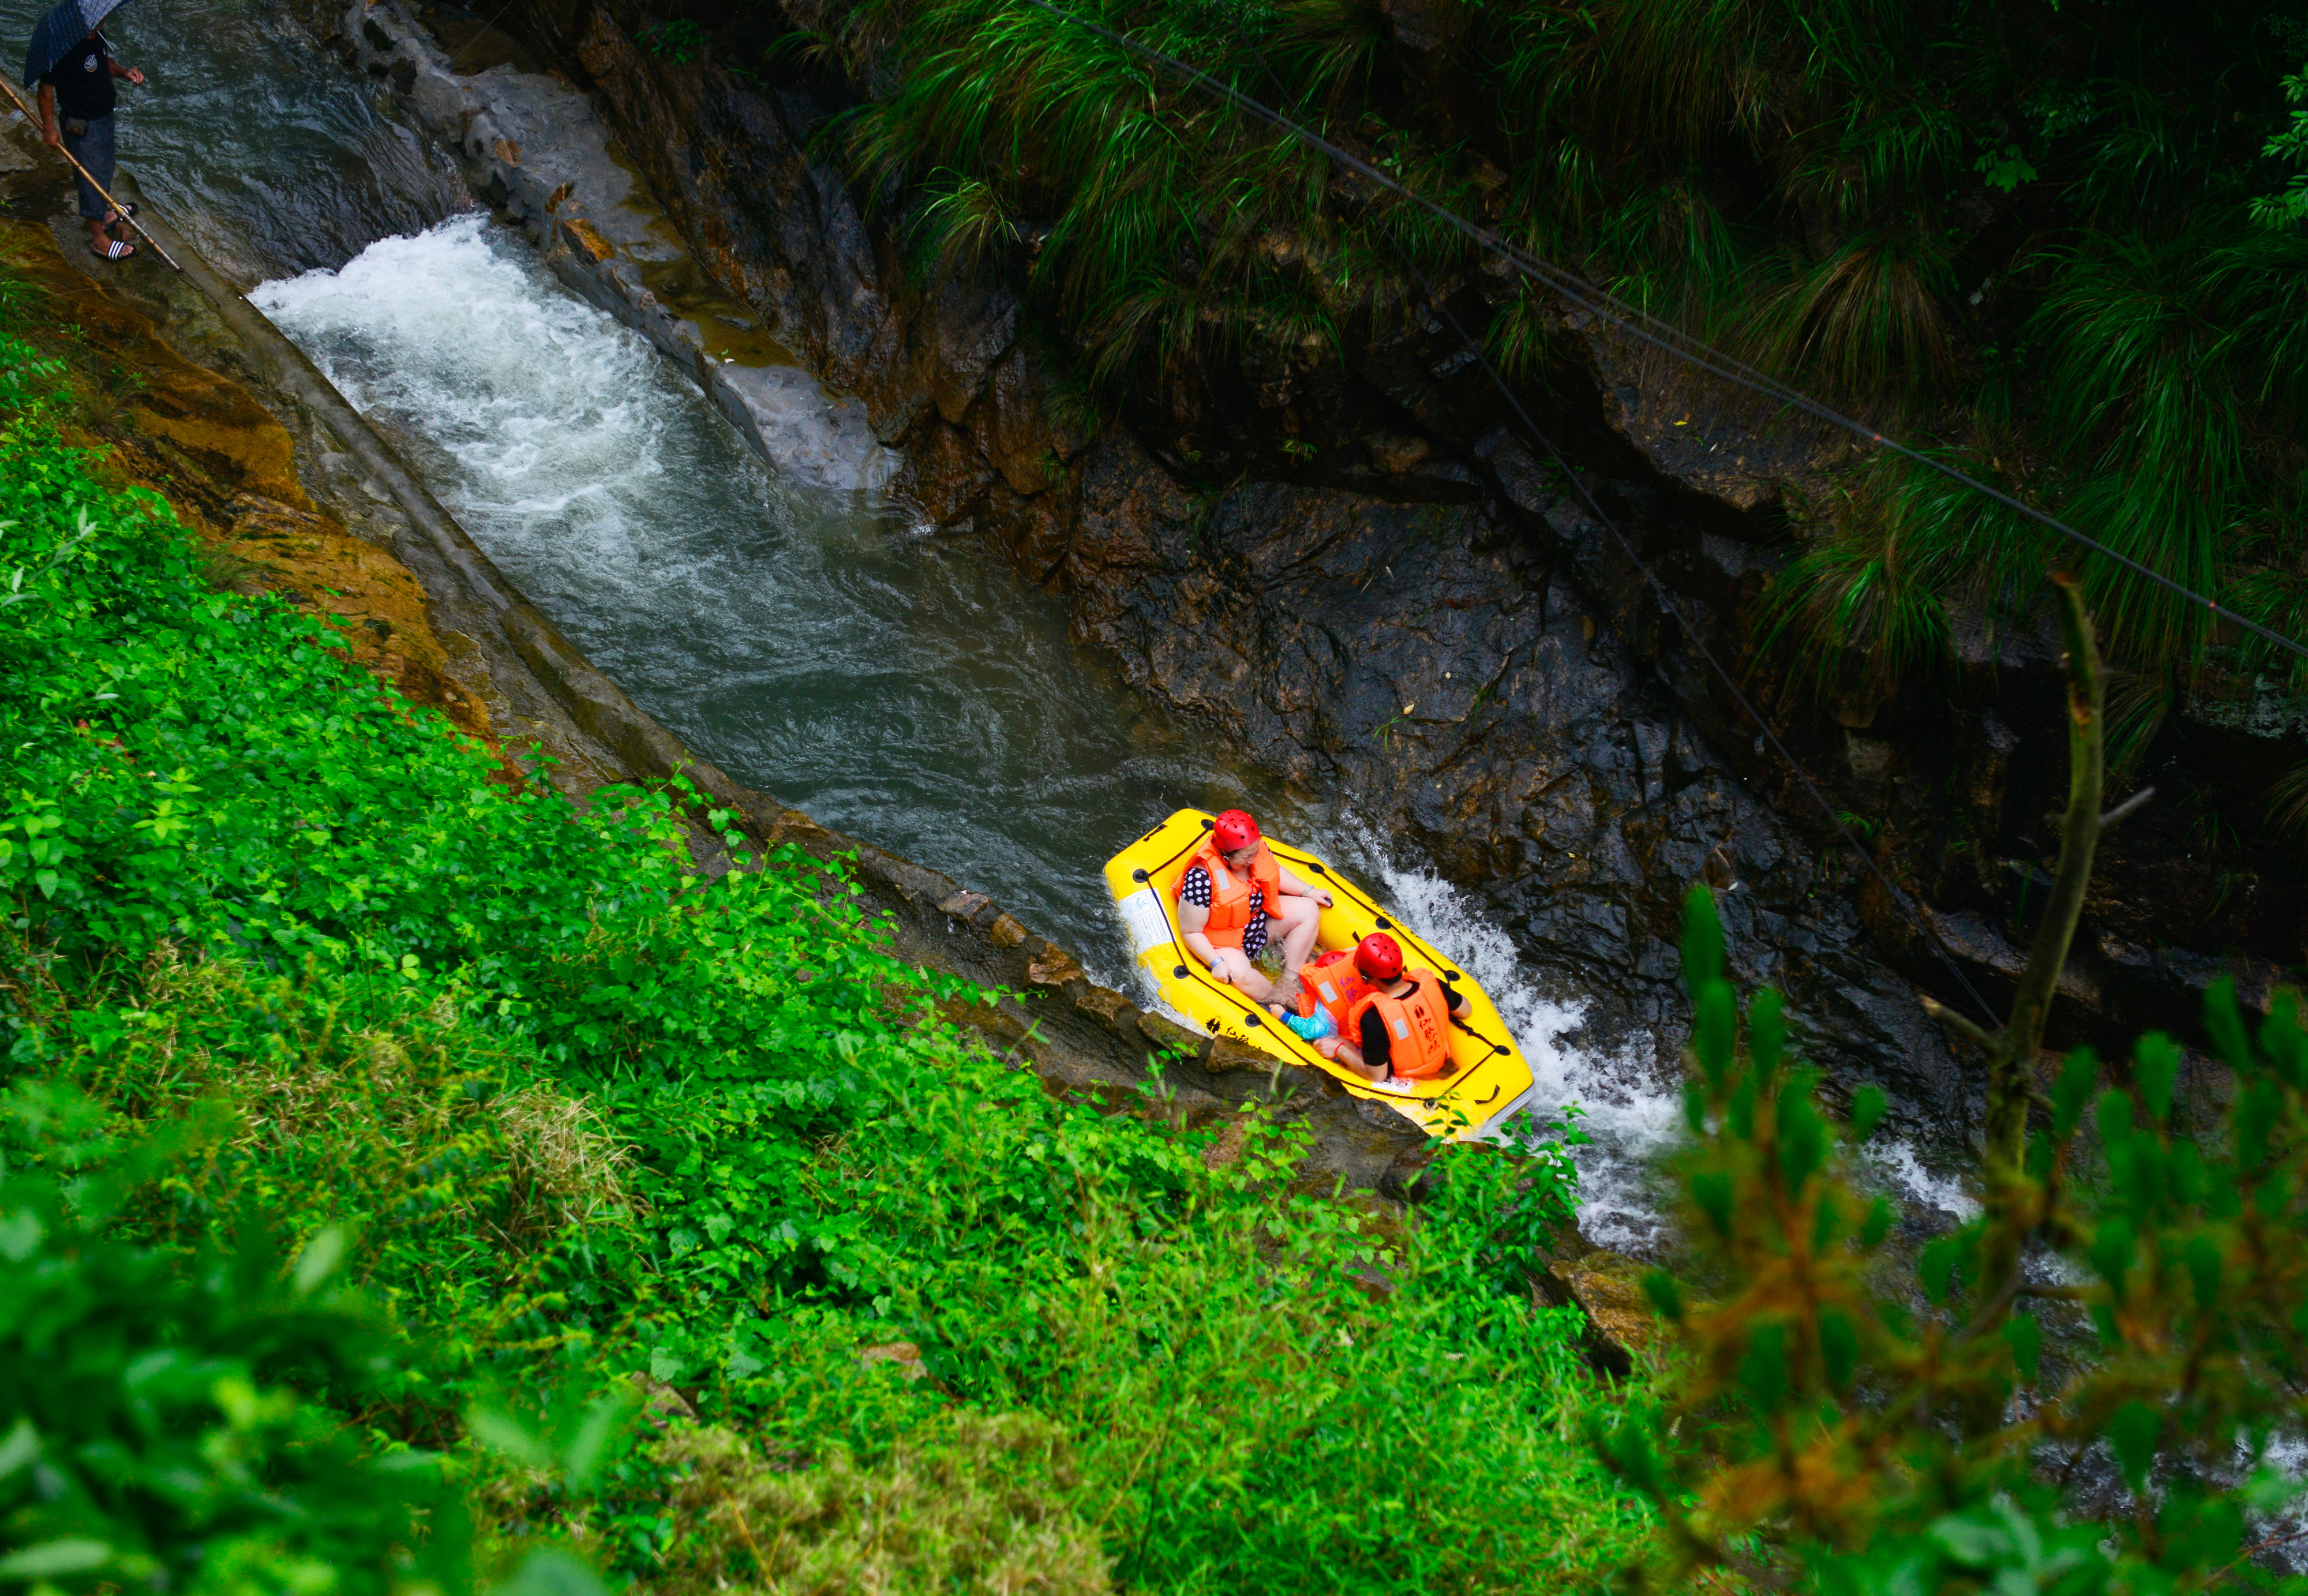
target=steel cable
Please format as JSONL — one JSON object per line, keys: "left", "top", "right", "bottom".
{"left": 1277, "top": 53, "right": 2006, "bottom": 1029}
{"left": 1011, "top": 0, "right": 2308, "bottom": 667}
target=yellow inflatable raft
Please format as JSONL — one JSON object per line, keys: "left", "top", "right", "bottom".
{"left": 1104, "top": 808, "right": 1537, "bottom": 1140}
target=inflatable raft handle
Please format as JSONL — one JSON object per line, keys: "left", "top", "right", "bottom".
{"left": 1132, "top": 868, "right": 1149, "bottom": 882}
{"left": 1173, "top": 965, "right": 1189, "bottom": 978}
{"left": 1374, "top": 915, "right": 1393, "bottom": 929}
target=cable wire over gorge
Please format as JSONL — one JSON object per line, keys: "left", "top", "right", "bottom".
{"left": 1221, "top": 31, "right": 2011, "bottom": 1028}
{"left": 990, "top": 0, "right": 2176, "bottom": 1030}
{"left": 1010, "top": 0, "right": 2308, "bottom": 669}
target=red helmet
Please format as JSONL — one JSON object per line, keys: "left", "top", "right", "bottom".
{"left": 1354, "top": 932, "right": 1404, "bottom": 981}
{"left": 1211, "top": 809, "right": 1262, "bottom": 852}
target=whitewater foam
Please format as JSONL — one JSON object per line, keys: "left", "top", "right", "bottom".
{"left": 252, "top": 213, "right": 718, "bottom": 615}
{"left": 1313, "top": 826, "right": 1687, "bottom": 1251}
{"left": 1864, "top": 1138, "right": 1983, "bottom": 1222}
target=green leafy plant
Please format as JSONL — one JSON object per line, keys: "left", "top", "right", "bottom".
{"left": 2253, "top": 64, "right": 2308, "bottom": 230}
{"left": 0, "top": 1085, "right": 475, "bottom": 1596}
{"left": 1611, "top": 575, "right": 2308, "bottom": 1593}
{"left": 641, "top": 18, "right": 708, "bottom": 61}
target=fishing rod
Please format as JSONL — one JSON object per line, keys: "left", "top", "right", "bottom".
{"left": 0, "top": 73, "right": 180, "bottom": 271}
{"left": 1010, "top": 0, "right": 2308, "bottom": 667}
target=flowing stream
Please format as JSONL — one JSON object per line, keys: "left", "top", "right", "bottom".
{"left": 241, "top": 214, "right": 1699, "bottom": 1243}
{"left": 1, "top": 0, "right": 1988, "bottom": 1250}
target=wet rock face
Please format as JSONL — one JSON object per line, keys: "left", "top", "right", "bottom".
{"left": 505, "top": 0, "right": 940, "bottom": 439}
{"left": 1056, "top": 432, "right": 1966, "bottom": 1117}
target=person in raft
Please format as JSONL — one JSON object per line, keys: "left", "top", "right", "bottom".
{"left": 1265, "top": 940, "right": 1377, "bottom": 1047}
{"left": 1322, "top": 931, "right": 1469, "bottom": 1095}
{"left": 1174, "top": 808, "right": 1331, "bottom": 1004}
{"left": 37, "top": 27, "right": 145, "bottom": 261}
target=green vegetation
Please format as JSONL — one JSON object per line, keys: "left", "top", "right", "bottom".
{"left": 9, "top": 123, "right": 2306, "bottom": 1592}
{"left": 0, "top": 329, "right": 1640, "bottom": 1591}
{"left": 1628, "top": 883, "right": 2308, "bottom": 1595}
{"left": 752, "top": 0, "right": 2308, "bottom": 705}
{"left": 1625, "top": 581, "right": 2308, "bottom": 1593}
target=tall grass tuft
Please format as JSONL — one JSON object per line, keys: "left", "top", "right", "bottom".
{"left": 1750, "top": 227, "right": 1957, "bottom": 406}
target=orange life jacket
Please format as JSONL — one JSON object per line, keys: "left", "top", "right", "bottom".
{"left": 1290, "top": 949, "right": 1372, "bottom": 1031}
{"left": 1347, "top": 971, "right": 1456, "bottom": 1080}
{"left": 1178, "top": 838, "right": 1283, "bottom": 952}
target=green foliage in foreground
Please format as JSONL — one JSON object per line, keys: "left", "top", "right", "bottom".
{"left": 1614, "top": 885, "right": 2308, "bottom": 1595}
{"left": 0, "top": 342, "right": 1642, "bottom": 1591}
{"left": 0, "top": 1091, "right": 477, "bottom": 1596}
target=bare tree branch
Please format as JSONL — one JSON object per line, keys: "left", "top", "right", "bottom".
{"left": 1921, "top": 994, "right": 1996, "bottom": 1050}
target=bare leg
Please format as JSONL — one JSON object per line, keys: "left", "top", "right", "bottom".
{"left": 1209, "top": 946, "right": 1275, "bottom": 1003}
{"left": 1274, "top": 896, "right": 1321, "bottom": 968}
{"left": 1263, "top": 900, "right": 1320, "bottom": 1006}
{"left": 1328, "top": 1040, "right": 1384, "bottom": 1081}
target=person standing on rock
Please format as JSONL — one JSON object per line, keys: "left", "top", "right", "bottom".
{"left": 1174, "top": 808, "right": 1329, "bottom": 1003}
{"left": 37, "top": 27, "right": 144, "bottom": 260}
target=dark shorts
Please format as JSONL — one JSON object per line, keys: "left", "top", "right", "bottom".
{"left": 61, "top": 115, "right": 115, "bottom": 222}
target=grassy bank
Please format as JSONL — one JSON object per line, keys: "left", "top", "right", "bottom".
{"left": 0, "top": 327, "right": 1644, "bottom": 1591}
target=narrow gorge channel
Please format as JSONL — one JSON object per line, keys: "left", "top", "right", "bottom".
{"left": 17, "top": 0, "right": 1983, "bottom": 1247}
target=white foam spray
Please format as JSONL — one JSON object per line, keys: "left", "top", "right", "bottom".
{"left": 1316, "top": 827, "right": 1688, "bottom": 1252}
{"left": 252, "top": 212, "right": 735, "bottom": 606}
{"left": 1863, "top": 1140, "right": 1982, "bottom": 1222}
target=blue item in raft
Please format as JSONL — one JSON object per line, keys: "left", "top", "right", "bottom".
{"left": 1282, "top": 1006, "right": 1335, "bottom": 1043}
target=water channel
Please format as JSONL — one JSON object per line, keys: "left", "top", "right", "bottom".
{"left": 5, "top": 0, "right": 1993, "bottom": 1250}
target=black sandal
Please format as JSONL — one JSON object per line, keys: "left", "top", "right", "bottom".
{"left": 92, "top": 238, "right": 136, "bottom": 260}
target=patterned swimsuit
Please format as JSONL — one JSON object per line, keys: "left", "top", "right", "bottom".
{"left": 1178, "top": 865, "right": 1268, "bottom": 958}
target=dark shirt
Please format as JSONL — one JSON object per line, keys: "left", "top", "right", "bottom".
{"left": 1357, "top": 976, "right": 1464, "bottom": 1076}
{"left": 41, "top": 31, "right": 114, "bottom": 122}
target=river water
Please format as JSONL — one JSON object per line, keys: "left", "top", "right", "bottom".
{"left": 242, "top": 215, "right": 1695, "bottom": 1241}
{"left": 7, "top": 0, "right": 1920, "bottom": 1249}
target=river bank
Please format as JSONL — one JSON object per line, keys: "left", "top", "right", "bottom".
{"left": 9, "top": 0, "right": 2026, "bottom": 1254}
{"left": 0, "top": 264, "right": 1646, "bottom": 1591}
